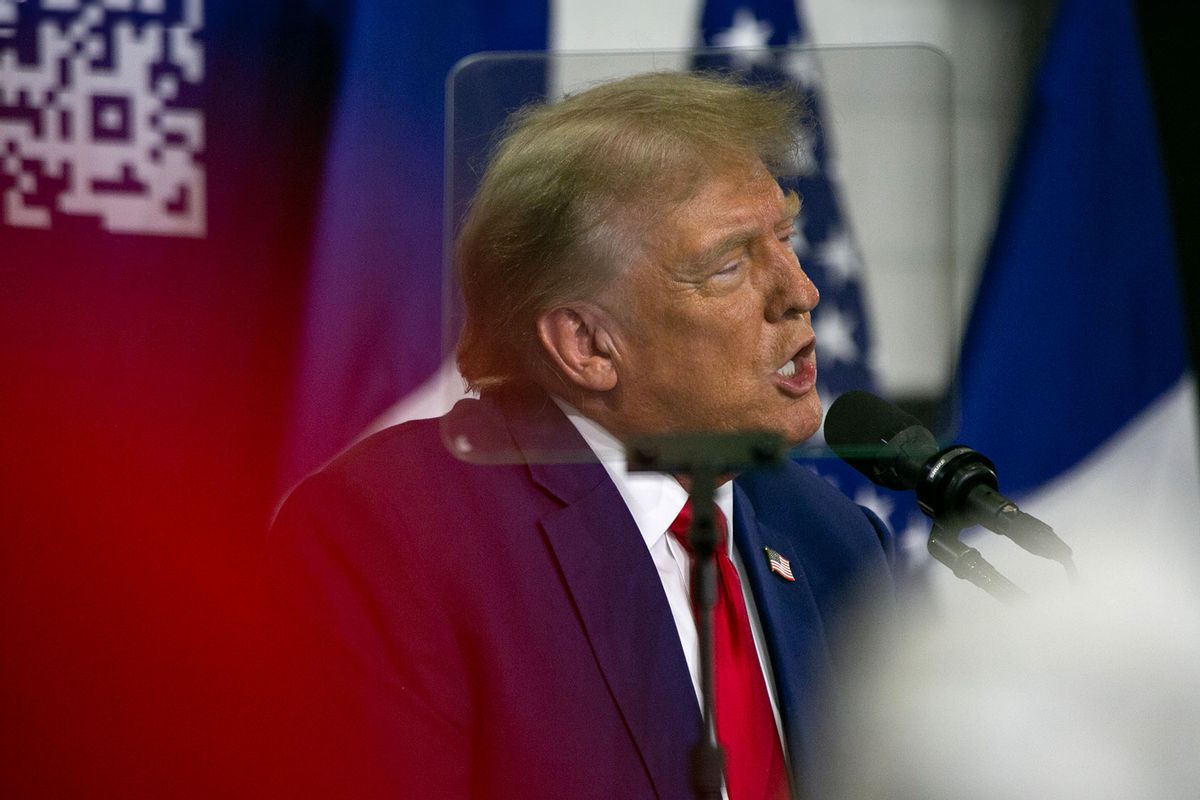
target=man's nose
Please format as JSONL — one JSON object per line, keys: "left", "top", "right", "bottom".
{"left": 764, "top": 244, "right": 819, "bottom": 322}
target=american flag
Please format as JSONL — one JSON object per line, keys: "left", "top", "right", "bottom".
{"left": 696, "top": 0, "right": 928, "bottom": 573}
{"left": 764, "top": 547, "right": 796, "bottom": 582}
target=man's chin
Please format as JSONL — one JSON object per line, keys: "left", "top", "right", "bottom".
{"left": 780, "top": 392, "right": 823, "bottom": 447}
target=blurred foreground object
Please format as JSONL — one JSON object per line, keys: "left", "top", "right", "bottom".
{"left": 817, "top": 540, "right": 1200, "bottom": 800}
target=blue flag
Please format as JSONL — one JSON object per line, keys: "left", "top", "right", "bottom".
{"left": 278, "top": 1, "right": 548, "bottom": 492}
{"left": 950, "top": 0, "right": 1199, "bottom": 594}
{"left": 955, "top": 0, "right": 1190, "bottom": 489}
{"left": 959, "top": 0, "right": 1191, "bottom": 492}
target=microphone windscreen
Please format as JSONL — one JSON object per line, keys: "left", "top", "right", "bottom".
{"left": 823, "top": 390, "right": 923, "bottom": 458}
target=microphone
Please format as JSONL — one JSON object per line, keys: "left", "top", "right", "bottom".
{"left": 824, "top": 391, "right": 1073, "bottom": 566}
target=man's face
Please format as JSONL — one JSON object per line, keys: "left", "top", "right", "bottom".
{"left": 601, "top": 161, "right": 821, "bottom": 446}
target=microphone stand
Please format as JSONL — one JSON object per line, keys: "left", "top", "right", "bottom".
{"left": 627, "top": 430, "right": 787, "bottom": 800}
{"left": 927, "top": 521, "right": 1028, "bottom": 604}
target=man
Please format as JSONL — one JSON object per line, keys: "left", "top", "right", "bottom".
{"left": 271, "top": 72, "right": 894, "bottom": 799}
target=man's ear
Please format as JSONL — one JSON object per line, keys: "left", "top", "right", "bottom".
{"left": 535, "top": 305, "right": 619, "bottom": 392}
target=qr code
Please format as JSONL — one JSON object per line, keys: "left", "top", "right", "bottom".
{"left": 0, "top": 0, "right": 205, "bottom": 237}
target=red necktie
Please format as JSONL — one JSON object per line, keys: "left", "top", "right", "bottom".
{"left": 669, "top": 500, "right": 790, "bottom": 800}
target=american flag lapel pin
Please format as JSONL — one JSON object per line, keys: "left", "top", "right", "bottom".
{"left": 764, "top": 547, "right": 795, "bottom": 582}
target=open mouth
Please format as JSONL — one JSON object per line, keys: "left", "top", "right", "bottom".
{"left": 773, "top": 339, "right": 817, "bottom": 396}
{"left": 776, "top": 338, "right": 815, "bottom": 375}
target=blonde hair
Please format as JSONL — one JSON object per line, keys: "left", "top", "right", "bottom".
{"left": 455, "top": 71, "right": 803, "bottom": 392}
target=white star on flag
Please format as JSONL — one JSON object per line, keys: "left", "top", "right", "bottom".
{"left": 791, "top": 124, "right": 818, "bottom": 176}
{"left": 808, "top": 392, "right": 839, "bottom": 447}
{"left": 899, "top": 513, "right": 933, "bottom": 558}
{"left": 783, "top": 36, "right": 822, "bottom": 88}
{"left": 815, "top": 226, "right": 860, "bottom": 285}
{"left": 711, "top": 8, "right": 773, "bottom": 69}
{"left": 813, "top": 305, "right": 859, "bottom": 365}
{"left": 853, "top": 485, "right": 897, "bottom": 528}
{"left": 790, "top": 209, "right": 810, "bottom": 255}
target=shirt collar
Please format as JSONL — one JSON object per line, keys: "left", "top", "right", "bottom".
{"left": 552, "top": 396, "right": 734, "bottom": 551}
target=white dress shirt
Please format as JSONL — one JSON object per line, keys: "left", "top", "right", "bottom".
{"left": 552, "top": 398, "right": 788, "bottom": 753}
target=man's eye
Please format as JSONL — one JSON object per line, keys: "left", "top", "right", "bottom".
{"left": 714, "top": 260, "right": 742, "bottom": 277}
{"left": 779, "top": 228, "right": 795, "bottom": 243}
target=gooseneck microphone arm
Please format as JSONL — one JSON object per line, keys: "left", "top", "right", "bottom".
{"left": 824, "top": 391, "right": 1076, "bottom": 602}
{"left": 927, "top": 521, "right": 1028, "bottom": 603}
{"left": 912, "top": 444, "right": 1073, "bottom": 567}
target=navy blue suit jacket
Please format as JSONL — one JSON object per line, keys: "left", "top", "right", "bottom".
{"left": 270, "top": 391, "right": 894, "bottom": 799}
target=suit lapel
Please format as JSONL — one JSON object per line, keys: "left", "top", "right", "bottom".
{"left": 731, "top": 483, "right": 836, "bottom": 786}
{"left": 504, "top": 396, "right": 701, "bottom": 799}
